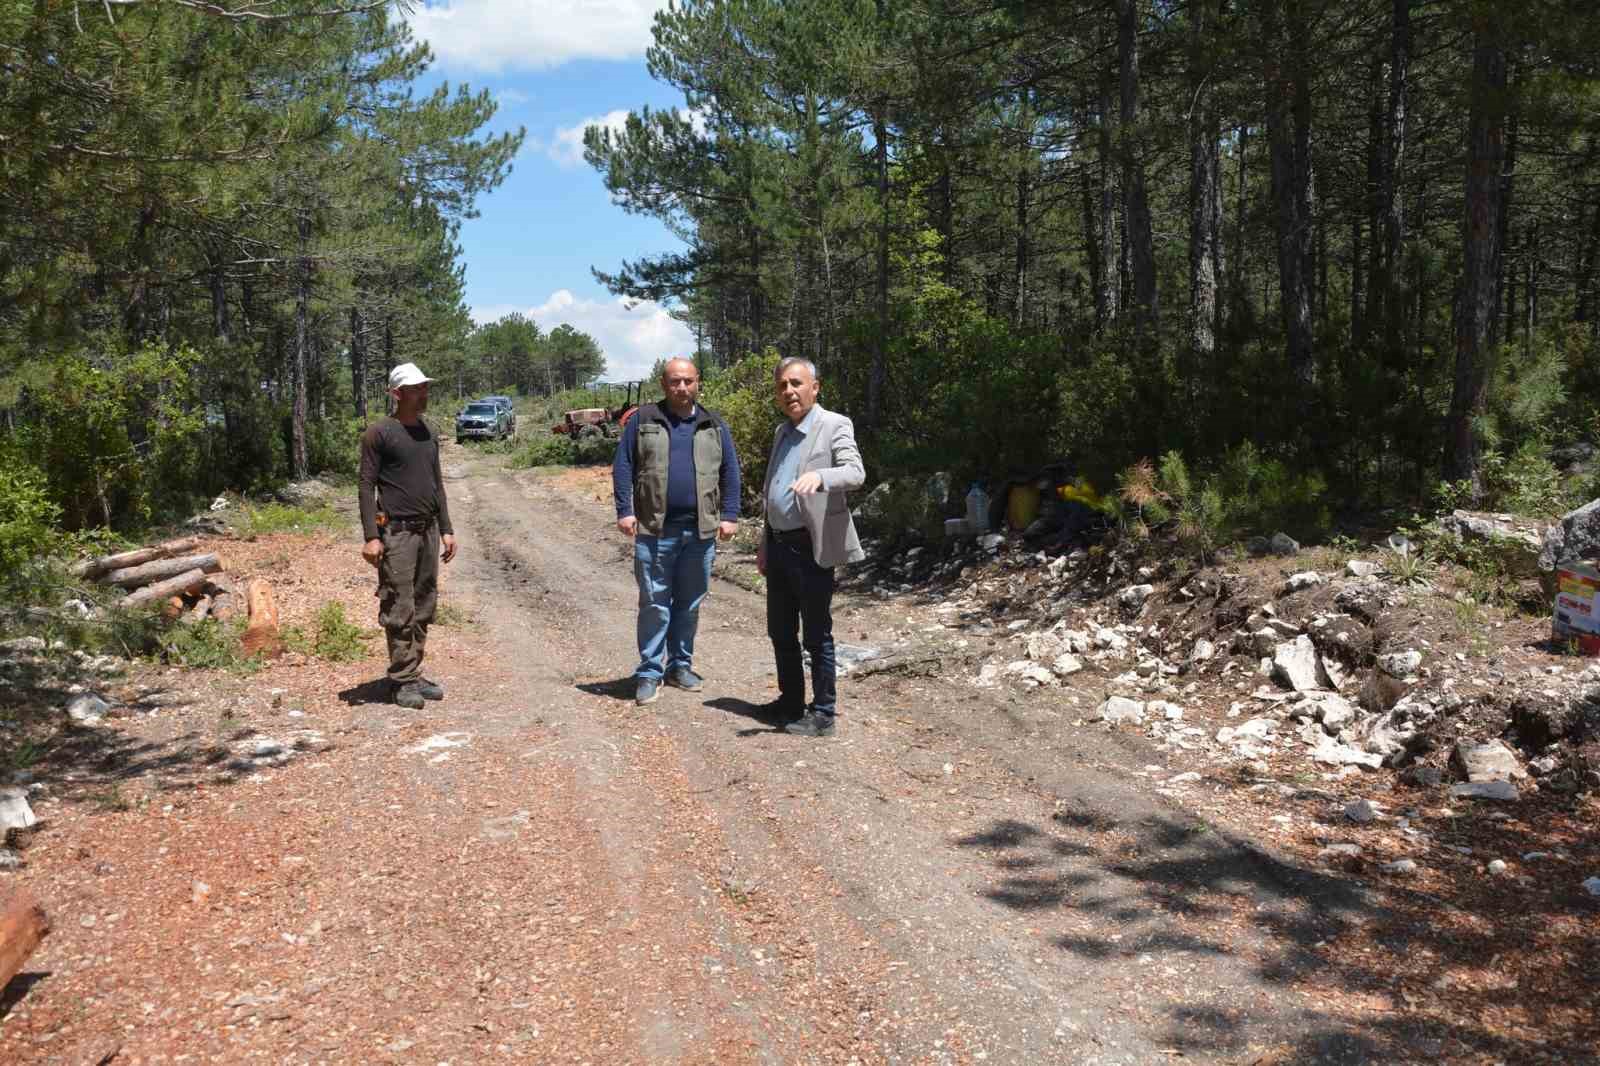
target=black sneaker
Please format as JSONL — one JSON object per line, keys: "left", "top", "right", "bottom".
{"left": 665, "top": 668, "right": 703, "bottom": 692}
{"left": 784, "top": 711, "right": 836, "bottom": 737}
{"left": 415, "top": 678, "right": 445, "bottom": 701}
{"left": 392, "top": 681, "right": 426, "bottom": 710}
{"left": 636, "top": 678, "right": 660, "bottom": 706}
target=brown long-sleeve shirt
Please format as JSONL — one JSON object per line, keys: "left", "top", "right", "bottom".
{"left": 358, "top": 417, "right": 453, "bottom": 541}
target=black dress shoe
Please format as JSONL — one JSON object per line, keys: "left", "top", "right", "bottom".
{"left": 784, "top": 711, "right": 836, "bottom": 737}
{"left": 756, "top": 699, "right": 805, "bottom": 723}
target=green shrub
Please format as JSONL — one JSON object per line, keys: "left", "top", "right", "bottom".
{"left": 0, "top": 458, "right": 61, "bottom": 584}
{"left": 158, "top": 618, "right": 262, "bottom": 674}
{"left": 311, "top": 601, "right": 372, "bottom": 662}
{"left": 701, "top": 349, "right": 781, "bottom": 501}
{"left": 306, "top": 416, "right": 367, "bottom": 480}
{"left": 572, "top": 434, "right": 617, "bottom": 466}
{"left": 511, "top": 432, "right": 576, "bottom": 468}
{"left": 15, "top": 342, "right": 207, "bottom": 529}
{"left": 235, "top": 501, "right": 342, "bottom": 537}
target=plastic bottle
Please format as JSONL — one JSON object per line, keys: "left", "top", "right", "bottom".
{"left": 965, "top": 483, "right": 990, "bottom": 532}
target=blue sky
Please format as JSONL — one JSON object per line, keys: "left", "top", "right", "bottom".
{"left": 410, "top": 0, "right": 694, "bottom": 381}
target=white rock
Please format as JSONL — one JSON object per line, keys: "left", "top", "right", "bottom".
{"left": 1119, "top": 584, "right": 1154, "bottom": 610}
{"left": 0, "top": 848, "right": 21, "bottom": 871}
{"left": 1583, "top": 877, "right": 1600, "bottom": 898}
{"left": 0, "top": 636, "right": 45, "bottom": 655}
{"left": 1272, "top": 635, "right": 1327, "bottom": 692}
{"left": 1167, "top": 771, "right": 1202, "bottom": 784}
{"left": 1093, "top": 628, "right": 1129, "bottom": 652}
{"left": 250, "top": 737, "right": 287, "bottom": 759}
{"left": 1379, "top": 649, "right": 1423, "bottom": 678}
{"left": 978, "top": 533, "right": 1005, "bottom": 552}
{"left": 0, "top": 788, "right": 38, "bottom": 832}
{"left": 1449, "top": 780, "right": 1520, "bottom": 801}
{"left": 1345, "top": 799, "right": 1379, "bottom": 824}
{"left": 1189, "top": 639, "right": 1216, "bottom": 663}
{"left": 67, "top": 693, "right": 111, "bottom": 724}
{"left": 1345, "top": 560, "right": 1381, "bottom": 578}
{"left": 1380, "top": 858, "right": 1418, "bottom": 875}
{"left": 1283, "top": 571, "right": 1323, "bottom": 593}
{"left": 1015, "top": 664, "right": 1056, "bottom": 687}
{"left": 1051, "top": 653, "right": 1083, "bottom": 678}
{"left": 972, "top": 662, "right": 1002, "bottom": 688}
{"left": 1217, "top": 717, "right": 1275, "bottom": 745}
{"left": 1451, "top": 739, "right": 1526, "bottom": 783}
{"left": 1487, "top": 859, "right": 1508, "bottom": 875}
{"left": 1059, "top": 629, "right": 1092, "bottom": 654}
{"left": 1098, "top": 696, "right": 1147, "bottom": 725}
{"left": 1148, "top": 700, "right": 1184, "bottom": 721}
{"left": 1319, "top": 843, "right": 1362, "bottom": 859}
{"left": 1311, "top": 735, "right": 1384, "bottom": 769}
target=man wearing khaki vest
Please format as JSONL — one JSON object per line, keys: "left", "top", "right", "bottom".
{"left": 613, "top": 357, "right": 741, "bottom": 706}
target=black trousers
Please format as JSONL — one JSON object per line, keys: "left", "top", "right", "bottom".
{"left": 765, "top": 529, "right": 837, "bottom": 716}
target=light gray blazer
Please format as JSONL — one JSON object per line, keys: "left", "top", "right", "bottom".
{"left": 762, "top": 404, "right": 866, "bottom": 567}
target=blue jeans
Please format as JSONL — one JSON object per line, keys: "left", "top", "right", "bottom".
{"left": 765, "top": 530, "right": 837, "bottom": 717}
{"left": 634, "top": 519, "right": 716, "bottom": 681}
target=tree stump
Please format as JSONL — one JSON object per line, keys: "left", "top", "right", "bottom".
{"left": 240, "top": 579, "right": 282, "bottom": 657}
{"left": 0, "top": 889, "right": 50, "bottom": 989}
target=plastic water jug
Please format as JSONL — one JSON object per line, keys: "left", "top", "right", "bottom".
{"left": 965, "top": 484, "right": 990, "bottom": 532}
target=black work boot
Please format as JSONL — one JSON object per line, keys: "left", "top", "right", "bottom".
{"left": 415, "top": 678, "right": 445, "bottom": 701}
{"left": 392, "top": 681, "right": 426, "bottom": 710}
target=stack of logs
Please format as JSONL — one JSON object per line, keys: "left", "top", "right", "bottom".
{"left": 73, "top": 537, "right": 281, "bottom": 655}
{"left": 72, "top": 536, "right": 231, "bottom": 619}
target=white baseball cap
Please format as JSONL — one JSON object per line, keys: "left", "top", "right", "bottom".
{"left": 388, "top": 362, "right": 433, "bottom": 389}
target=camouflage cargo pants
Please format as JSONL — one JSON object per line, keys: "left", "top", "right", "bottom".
{"left": 377, "top": 524, "right": 439, "bottom": 683}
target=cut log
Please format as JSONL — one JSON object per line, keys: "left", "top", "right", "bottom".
{"left": 202, "top": 576, "right": 234, "bottom": 598}
{"left": 185, "top": 595, "right": 214, "bottom": 625}
{"left": 122, "top": 569, "right": 209, "bottom": 608}
{"left": 239, "top": 579, "right": 282, "bottom": 657}
{"left": 0, "top": 889, "right": 50, "bottom": 989}
{"left": 210, "top": 591, "right": 237, "bottom": 623}
{"left": 101, "top": 553, "right": 221, "bottom": 590}
{"left": 71, "top": 536, "right": 200, "bottom": 579}
{"left": 162, "top": 596, "right": 185, "bottom": 621}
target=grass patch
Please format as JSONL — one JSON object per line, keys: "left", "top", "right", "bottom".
{"left": 433, "top": 603, "right": 473, "bottom": 627}
{"left": 235, "top": 500, "right": 343, "bottom": 537}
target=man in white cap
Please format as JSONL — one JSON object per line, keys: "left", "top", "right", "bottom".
{"left": 358, "top": 363, "right": 458, "bottom": 709}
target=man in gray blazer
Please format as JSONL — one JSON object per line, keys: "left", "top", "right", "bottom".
{"left": 757, "top": 356, "right": 866, "bottom": 737}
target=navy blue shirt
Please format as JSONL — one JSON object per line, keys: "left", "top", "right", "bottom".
{"left": 613, "top": 405, "right": 741, "bottom": 524}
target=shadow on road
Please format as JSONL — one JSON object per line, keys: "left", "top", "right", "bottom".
{"left": 952, "top": 802, "right": 1599, "bottom": 1063}
{"left": 575, "top": 677, "right": 636, "bottom": 701}
{"left": 336, "top": 678, "right": 393, "bottom": 706}
{"left": 703, "top": 696, "right": 795, "bottom": 735}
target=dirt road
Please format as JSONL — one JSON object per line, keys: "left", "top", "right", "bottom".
{"left": 3, "top": 449, "right": 1407, "bottom": 1064}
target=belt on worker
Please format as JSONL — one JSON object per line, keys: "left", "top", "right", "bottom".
{"left": 384, "top": 515, "right": 437, "bottom": 534}
{"left": 766, "top": 525, "right": 810, "bottom": 544}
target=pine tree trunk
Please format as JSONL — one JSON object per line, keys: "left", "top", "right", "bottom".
{"left": 1576, "top": 201, "right": 1600, "bottom": 325}
{"left": 1118, "top": 0, "right": 1158, "bottom": 338}
{"left": 1014, "top": 155, "right": 1030, "bottom": 327}
{"left": 1188, "top": 0, "right": 1222, "bottom": 375}
{"left": 1097, "top": 85, "right": 1120, "bottom": 328}
{"left": 350, "top": 306, "right": 367, "bottom": 419}
{"left": 1445, "top": 32, "right": 1508, "bottom": 492}
{"left": 1263, "top": 2, "right": 1316, "bottom": 393}
{"left": 868, "top": 102, "right": 890, "bottom": 432}
{"left": 1380, "top": 0, "right": 1411, "bottom": 350}
{"left": 1083, "top": 168, "right": 1107, "bottom": 333}
{"left": 292, "top": 211, "right": 311, "bottom": 481}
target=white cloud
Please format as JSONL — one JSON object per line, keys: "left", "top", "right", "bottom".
{"left": 494, "top": 87, "right": 531, "bottom": 106}
{"left": 411, "top": 0, "right": 663, "bottom": 74}
{"left": 473, "top": 290, "right": 694, "bottom": 381}
{"left": 546, "top": 110, "right": 630, "bottom": 167}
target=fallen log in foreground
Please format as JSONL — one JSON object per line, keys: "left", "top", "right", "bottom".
{"left": 101, "top": 553, "right": 221, "bottom": 590}
{"left": 71, "top": 536, "right": 199, "bottom": 579}
{"left": 239, "top": 579, "right": 282, "bottom": 657}
{"left": 0, "top": 890, "right": 50, "bottom": 989}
